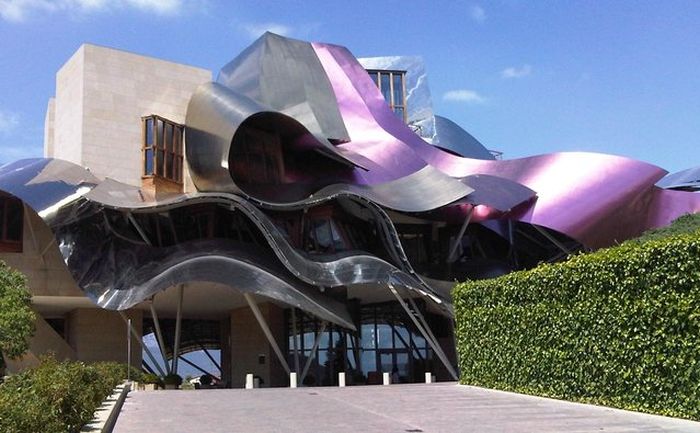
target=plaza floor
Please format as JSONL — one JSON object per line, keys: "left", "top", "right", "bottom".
{"left": 113, "top": 382, "right": 700, "bottom": 433}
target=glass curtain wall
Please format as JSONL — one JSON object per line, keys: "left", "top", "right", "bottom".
{"left": 286, "top": 302, "right": 433, "bottom": 386}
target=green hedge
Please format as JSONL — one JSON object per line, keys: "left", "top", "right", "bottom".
{"left": 454, "top": 228, "right": 700, "bottom": 420}
{"left": 0, "top": 357, "right": 137, "bottom": 433}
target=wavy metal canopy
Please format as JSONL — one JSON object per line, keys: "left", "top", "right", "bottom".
{"left": 2, "top": 32, "right": 698, "bottom": 326}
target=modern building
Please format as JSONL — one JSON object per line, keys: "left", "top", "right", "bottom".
{"left": 2, "top": 33, "right": 698, "bottom": 387}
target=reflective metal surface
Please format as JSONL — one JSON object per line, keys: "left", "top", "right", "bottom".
{"left": 3, "top": 33, "right": 699, "bottom": 329}
{"left": 657, "top": 166, "right": 700, "bottom": 191}
{"left": 312, "top": 41, "right": 700, "bottom": 248}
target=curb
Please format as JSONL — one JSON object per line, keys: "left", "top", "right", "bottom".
{"left": 81, "top": 381, "right": 131, "bottom": 433}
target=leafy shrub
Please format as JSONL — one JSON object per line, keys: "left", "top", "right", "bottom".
{"left": 162, "top": 373, "right": 183, "bottom": 386}
{"left": 454, "top": 227, "right": 700, "bottom": 421}
{"left": 142, "top": 373, "right": 161, "bottom": 384}
{"left": 0, "top": 261, "right": 35, "bottom": 361}
{"left": 0, "top": 356, "right": 131, "bottom": 433}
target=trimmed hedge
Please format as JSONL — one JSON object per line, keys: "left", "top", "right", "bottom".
{"left": 454, "top": 227, "right": 700, "bottom": 420}
{"left": 0, "top": 357, "right": 138, "bottom": 433}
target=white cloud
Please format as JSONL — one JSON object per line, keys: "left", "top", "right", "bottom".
{"left": 242, "top": 22, "right": 293, "bottom": 39}
{"left": 501, "top": 64, "right": 532, "bottom": 79}
{"left": 0, "top": 0, "right": 184, "bottom": 22}
{"left": 443, "top": 89, "right": 486, "bottom": 104}
{"left": 470, "top": 4, "right": 486, "bottom": 23}
{"left": 0, "top": 109, "right": 19, "bottom": 134}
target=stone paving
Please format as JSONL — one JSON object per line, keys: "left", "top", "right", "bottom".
{"left": 114, "top": 382, "right": 700, "bottom": 433}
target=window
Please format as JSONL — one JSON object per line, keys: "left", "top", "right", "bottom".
{"left": 142, "top": 115, "right": 184, "bottom": 183}
{"left": 0, "top": 194, "right": 23, "bottom": 252}
{"left": 366, "top": 70, "right": 407, "bottom": 122}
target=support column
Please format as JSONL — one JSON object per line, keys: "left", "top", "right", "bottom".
{"left": 171, "top": 284, "right": 184, "bottom": 374}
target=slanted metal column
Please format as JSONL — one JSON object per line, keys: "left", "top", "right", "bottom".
{"left": 243, "top": 293, "right": 291, "bottom": 375}
{"left": 119, "top": 311, "right": 166, "bottom": 377}
{"left": 127, "top": 212, "right": 153, "bottom": 246}
{"left": 149, "top": 300, "right": 171, "bottom": 374}
{"left": 447, "top": 205, "right": 474, "bottom": 263}
{"left": 171, "top": 285, "right": 184, "bottom": 374}
{"left": 532, "top": 224, "right": 571, "bottom": 255}
{"left": 300, "top": 321, "right": 327, "bottom": 385}
{"left": 388, "top": 284, "right": 459, "bottom": 380}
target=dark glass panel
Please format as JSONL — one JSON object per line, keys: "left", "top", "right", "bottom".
{"left": 156, "top": 118, "right": 164, "bottom": 149}
{"left": 380, "top": 73, "right": 391, "bottom": 103}
{"left": 5, "top": 199, "right": 22, "bottom": 242}
{"left": 360, "top": 350, "right": 375, "bottom": 376}
{"left": 145, "top": 117, "right": 154, "bottom": 145}
{"left": 0, "top": 200, "right": 5, "bottom": 240}
{"left": 165, "top": 123, "right": 173, "bottom": 152}
{"left": 144, "top": 148, "right": 154, "bottom": 175}
{"left": 392, "top": 73, "right": 404, "bottom": 106}
{"left": 368, "top": 71, "right": 379, "bottom": 87}
{"left": 311, "top": 219, "right": 333, "bottom": 253}
{"left": 166, "top": 152, "right": 174, "bottom": 179}
{"left": 393, "top": 107, "right": 404, "bottom": 120}
{"left": 361, "top": 323, "right": 375, "bottom": 349}
{"left": 377, "top": 323, "right": 392, "bottom": 348}
{"left": 156, "top": 150, "right": 164, "bottom": 176}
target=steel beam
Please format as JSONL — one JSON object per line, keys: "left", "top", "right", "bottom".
{"left": 243, "top": 293, "right": 291, "bottom": 375}
{"left": 149, "top": 300, "right": 171, "bottom": 374}
{"left": 447, "top": 205, "right": 474, "bottom": 263}
{"left": 300, "top": 321, "right": 327, "bottom": 385}
{"left": 127, "top": 212, "right": 152, "bottom": 246}
{"left": 532, "top": 224, "right": 571, "bottom": 255}
{"left": 172, "top": 285, "right": 184, "bottom": 374}
{"left": 119, "top": 311, "right": 166, "bottom": 377}
{"left": 388, "top": 284, "right": 458, "bottom": 380}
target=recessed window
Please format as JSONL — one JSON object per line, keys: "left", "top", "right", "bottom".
{"left": 366, "top": 70, "right": 407, "bottom": 122}
{"left": 142, "top": 115, "right": 184, "bottom": 183}
{"left": 0, "top": 194, "right": 23, "bottom": 253}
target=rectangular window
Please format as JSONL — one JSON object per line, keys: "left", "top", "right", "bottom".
{"left": 142, "top": 115, "right": 184, "bottom": 184}
{"left": 0, "top": 194, "right": 23, "bottom": 252}
{"left": 365, "top": 70, "right": 407, "bottom": 123}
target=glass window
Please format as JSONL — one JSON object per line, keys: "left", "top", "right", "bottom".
{"left": 142, "top": 115, "right": 184, "bottom": 183}
{"left": 365, "top": 70, "right": 407, "bottom": 123}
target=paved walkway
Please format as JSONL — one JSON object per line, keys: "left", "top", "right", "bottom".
{"left": 114, "top": 382, "right": 700, "bottom": 433}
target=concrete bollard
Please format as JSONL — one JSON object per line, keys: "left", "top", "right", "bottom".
{"left": 425, "top": 372, "right": 432, "bottom": 384}
{"left": 338, "top": 372, "right": 346, "bottom": 387}
{"left": 383, "top": 372, "right": 390, "bottom": 385}
{"left": 290, "top": 372, "right": 297, "bottom": 388}
{"left": 245, "top": 374, "right": 254, "bottom": 389}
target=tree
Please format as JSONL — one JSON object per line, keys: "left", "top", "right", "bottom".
{"left": 0, "top": 261, "right": 35, "bottom": 364}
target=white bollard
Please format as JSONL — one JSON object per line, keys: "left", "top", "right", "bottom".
{"left": 245, "top": 374, "right": 254, "bottom": 389}
{"left": 290, "top": 372, "right": 298, "bottom": 388}
{"left": 338, "top": 372, "right": 346, "bottom": 387}
{"left": 425, "top": 372, "right": 432, "bottom": 384}
{"left": 383, "top": 372, "right": 390, "bottom": 385}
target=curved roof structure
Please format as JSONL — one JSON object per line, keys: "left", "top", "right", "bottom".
{"left": 1, "top": 32, "right": 698, "bottom": 328}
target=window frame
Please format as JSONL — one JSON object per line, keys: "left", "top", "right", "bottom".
{"left": 142, "top": 114, "right": 185, "bottom": 184}
{"left": 366, "top": 69, "right": 407, "bottom": 123}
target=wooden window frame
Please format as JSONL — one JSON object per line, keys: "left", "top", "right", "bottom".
{"left": 142, "top": 114, "right": 184, "bottom": 184}
{"left": 366, "top": 70, "right": 407, "bottom": 123}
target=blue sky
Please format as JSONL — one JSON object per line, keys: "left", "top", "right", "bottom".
{"left": 0, "top": 0, "right": 698, "bottom": 172}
